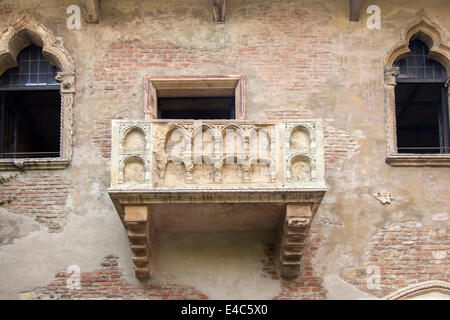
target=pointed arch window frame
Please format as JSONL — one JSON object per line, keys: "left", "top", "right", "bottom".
{"left": 384, "top": 16, "right": 450, "bottom": 166}
{"left": 0, "top": 17, "right": 75, "bottom": 170}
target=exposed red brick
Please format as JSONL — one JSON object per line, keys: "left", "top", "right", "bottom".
{"left": 92, "top": 114, "right": 124, "bottom": 159}
{"left": 343, "top": 220, "right": 449, "bottom": 297}
{"left": 93, "top": 3, "right": 338, "bottom": 92}
{"left": 0, "top": 174, "right": 73, "bottom": 232}
{"left": 27, "top": 255, "right": 208, "bottom": 300}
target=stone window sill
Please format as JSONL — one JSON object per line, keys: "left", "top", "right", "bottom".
{"left": 386, "top": 154, "right": 450, "bottom": 167}
{"left": 0, "top": 158, "right": 70, "bottom": 170}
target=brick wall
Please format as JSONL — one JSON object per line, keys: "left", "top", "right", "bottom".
{"left": 93, "top": 114, "right": 124, "bottom": 159}
{"left": 93, "top": 3, "right": 338, "bottom": 92}
{"left": 94, "top": 35, "right": 336, "bottom": 91}
{"left": 0, "top": 174, "right": 72, "bottom": 232}
{"left": 323, "top": 124, "right": 360, "bottom": 167}
{"left": 342, "top": 220, "right": 450, "bottom": 297}
{"left": 25, "top": 255, "right": 208, "bottom": 300}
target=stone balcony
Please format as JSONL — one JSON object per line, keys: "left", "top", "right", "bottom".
{"left": 108, "top": 119, "right": 327, "bottom": 280}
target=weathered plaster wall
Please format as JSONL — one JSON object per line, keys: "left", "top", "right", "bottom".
{"left": 0, "top": 0, "right": 449, "bottom": 299}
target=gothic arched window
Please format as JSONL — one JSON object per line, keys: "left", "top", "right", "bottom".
{"left": 393, "top": 38, "right": 449, "bottom": 154}
{"left": 0, "top": 44, "right": 61, "bottom": 159}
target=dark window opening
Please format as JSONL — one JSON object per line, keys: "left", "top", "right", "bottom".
{"left": 0, "top": 90, "right": 61, "bottom": 158}
{"left": 158, "top": 96, "right": 236, "bottom": 120}
{"left": 395, "top": 83, "right": 449, "bottom": 154}
{"left": 394, "top": 38, "right": 449, "bottom": 154}
{"left": 0, "top": 44, "right": 61, "bottom": 159}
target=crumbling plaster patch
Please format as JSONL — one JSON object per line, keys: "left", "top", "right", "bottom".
{"left": 0, "top": 208, "right": 135, "bottom": 300}
{"left": 0, "top": 208, "right": 41, "bottom": 246}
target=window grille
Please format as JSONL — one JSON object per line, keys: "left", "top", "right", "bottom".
{"left": 0, "top": 44, "right": 59, "bottom": 89}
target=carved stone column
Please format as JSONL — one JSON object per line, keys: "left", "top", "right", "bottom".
{"left": 279, "top": 204, "right": 314, "bottom": 280}
{"left": 56, "top": 72, "right": 75, "bottom": 161}
{"left": 384, "top": 67, "right": 399, "bottom": 156}
{"left": 124, "top": 206, "right": 155, "bottom": 279}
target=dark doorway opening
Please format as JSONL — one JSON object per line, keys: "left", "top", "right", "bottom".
{"left": 158, "top": 96, "right": 236, "bottom": 120}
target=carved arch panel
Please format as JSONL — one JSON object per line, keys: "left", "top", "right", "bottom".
{"left": 119, "top": 155, "right": 151, "bottom": 185}
{"left": 385, "top": 16, "right": 450, "bottom": 71}
{"left": 384, "top": 281, "right": 450, "bottom": 300}
{"left": 287, "top": 155, "right": 312, "bottom": 182}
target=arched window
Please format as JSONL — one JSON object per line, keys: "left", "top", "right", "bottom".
{"left": 393, "top": 38, "right": 449, "bottom": 154}
{"left": 0, "top": 44, "right": 61, "bottom": 159}
{"left": 0, "top": 18, "right": 75, "bottom": 170}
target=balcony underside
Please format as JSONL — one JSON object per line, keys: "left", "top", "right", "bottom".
{"left": 109, "top": 188, "right": 326, "bottom": 280}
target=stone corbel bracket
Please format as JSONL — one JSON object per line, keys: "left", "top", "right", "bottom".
{"left": 278, "top": 204, "right": 314, "bottom": 280}
{"left": 212, "top": 0, "right": 226, "bottom": 22}
{"left": 82, "top": 0, "right": 101, "bottom": 24}
{"left": 124, "top": 206, "right": 156, "bottom": 279}
{"left": 349, "top": 0, "right": 363, "bottom": 22}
